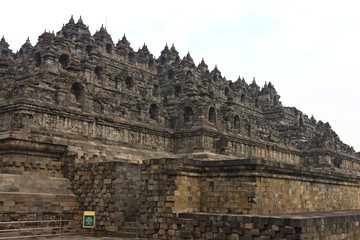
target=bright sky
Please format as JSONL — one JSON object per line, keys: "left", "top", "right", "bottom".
{"left": 1, "top": 0, "right": 359, "bottom": 151}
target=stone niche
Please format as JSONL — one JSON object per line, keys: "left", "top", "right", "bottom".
{"left": 1, "top": 16, "right": 360, "bottom": 239}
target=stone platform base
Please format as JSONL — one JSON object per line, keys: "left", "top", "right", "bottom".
{"left": 0, "top": 173, "right": 79, "bottom": 219}
{"left": 176, "top": 210, "right": 360, "bottom": 239}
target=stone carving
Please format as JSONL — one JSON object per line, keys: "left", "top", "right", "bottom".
{"left": 1, "top": 16, "right": 360, "bottom": 237}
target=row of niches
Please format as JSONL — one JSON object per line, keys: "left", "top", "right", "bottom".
{"left": 60, "top": 64, "right": 258, "bottom": 108}
{"left": 15, "top": 41, "right": 265, "bottom": 110}
{"left": 23, "top": 34, "right": 250, "bottom": 90}
{"left": 64, "top": 81, "right": 343, "bottom": 151}
{"left": 70, "top": 79, "right": 258, "bottom": 125}
{"left": 21, "top": 37, "right": 177, "bottom": 72}
{"left": 67, "top": 84, "right": 259, "bottom": 137}
{"left": 1, "top": 18, "right": 281, "bottom": 113}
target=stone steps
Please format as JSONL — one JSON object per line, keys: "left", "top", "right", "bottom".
{"left": 116, "top": 218, "right": 140, "bottom": 238}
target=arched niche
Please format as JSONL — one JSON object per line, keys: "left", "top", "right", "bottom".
{"left": 183, "top": 106, "right": 194, "bottom": 123}
{"left": 128, "top": 52, "right": 135, "bottom": 62}
{"left": 255, "top": 99, "right": 259, "bottom": 108}
{"left": 70, "top": 82, "right": 85, "bottom": 103}
{"left": 241, "top": 93, "right": 246, "bottom": 103}
{"left": 59, "top": 54, "right": 70, "bottom": 69}
{"left": 167, "top": 69, "right": 175, "bottom": 80}
{"left": 94, "top": 66, "right": 103, "bottom": 78}
{"left": 86, "top": 45, "right": 93, "bottom": 55}
{"left": 160, "top": 56, "right": 166, "bottom": 65}
{"left": 234, "top": 115, "right": 240, "bottom": 130}
{"left": 174, "top": 85, "right": 182, "bottom": 97}
{"left": 149, "top": 104, "right": 159, "bottom": 120}
{"left": 152, "top": 84, "right": 159, "bottom": 97}
{"left": 106, "top": 43, "right": 112, "bottom": 54}
{"left": 125, "top": 76, "right": 134, "bottom": 89}
{"left": 148, "top": 59, "right": 154, "bottom": 68}
{"left": 208, "top": 107, "right": 216, "bottom": 124}
{"left": 225, "top": 87, "right": 230, "bottom": 96}
{"left": 35, "top": 52, "right": 42, "bottom": 67}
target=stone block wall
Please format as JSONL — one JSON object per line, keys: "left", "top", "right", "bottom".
{"left": 0, "top": 192, "right": 79, "bottom": 222}
{"left": 257, "top": 176, "right": 360, "bottom": 214}
{"left": 0, "top": 138, "right": 80, "bottom": 223}
{"left": 0, "top": 138, "right": 66, "bottom": 177}
{"left": 174, "top": 173, "right": 257, "bottom": 215}
{"left": 175, "top": 211, "right": 360, "bottom": 240}
{"left": 0, "top": 152, "right": 62, "bottom": 177}
{"left": 199, "top": 175, "right": 257, "bottom": 214}
{"left": 65, "top": 161, "right": 141, "bottom": 234}
{"left": 140, "top": 158, "right": 360, "bottom": 238}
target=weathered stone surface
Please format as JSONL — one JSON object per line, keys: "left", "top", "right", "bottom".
{"left": 1, "top": 16, "right": 360, "bottom": 239}
{"left": 0, "top": 17, "right": 358, "bottom": 165}
{"left": 171, "top": 211, "right": 360, "bottom": 240}
{"left": 140, "top": 158, "right": 360, "bottom": 239}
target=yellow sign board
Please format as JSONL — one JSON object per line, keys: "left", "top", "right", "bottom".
{"left": 83, "top": 211, "right": 95, "bottom": 228}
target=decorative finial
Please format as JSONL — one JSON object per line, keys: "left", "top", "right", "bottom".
{"left": 184, "top": 52, "right": 194, "bottom": 63}
{"left": 21, "top": 37, "right": 32, "bottom": 49}
{"left": 252, "top": 77, "right": 256, "bottom": 84}
{"left": 142, "top": 43, "right": 149, "bottom": 52}
{"left": 198, "top": 58, "right": 208, "bottom": 68}
{"left": 69, "top": 15, "right": 75, "bottom": 24}
{"left": 77, "top": 16, "right": 84, "bottom": 24}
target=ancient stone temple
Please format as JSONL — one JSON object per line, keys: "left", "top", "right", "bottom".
{"left": 1, "top": 16, "right": 360, "bottom": 239}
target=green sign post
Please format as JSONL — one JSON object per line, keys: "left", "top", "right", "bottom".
{"left": 83, "top": 211, "right": 95, "bottom": 228}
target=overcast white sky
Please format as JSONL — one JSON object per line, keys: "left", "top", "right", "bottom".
{"left": 1, "top": 0, "right": 359, "bottom": 151}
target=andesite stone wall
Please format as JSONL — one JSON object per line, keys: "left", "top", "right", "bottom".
{"left": 175, "top": 211, "right": 360, "bottom": 240}
{"left": 0, "top": 138, "right": 79, "bottom": 224}
{"left": 140, "top": 158, "right": 360, "bottom": 238}
{"left": 1, "top": 16, "right": 360, "bottom": 239}
{"left": 63, "top": 160, "right": 141, "bottom": 234}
